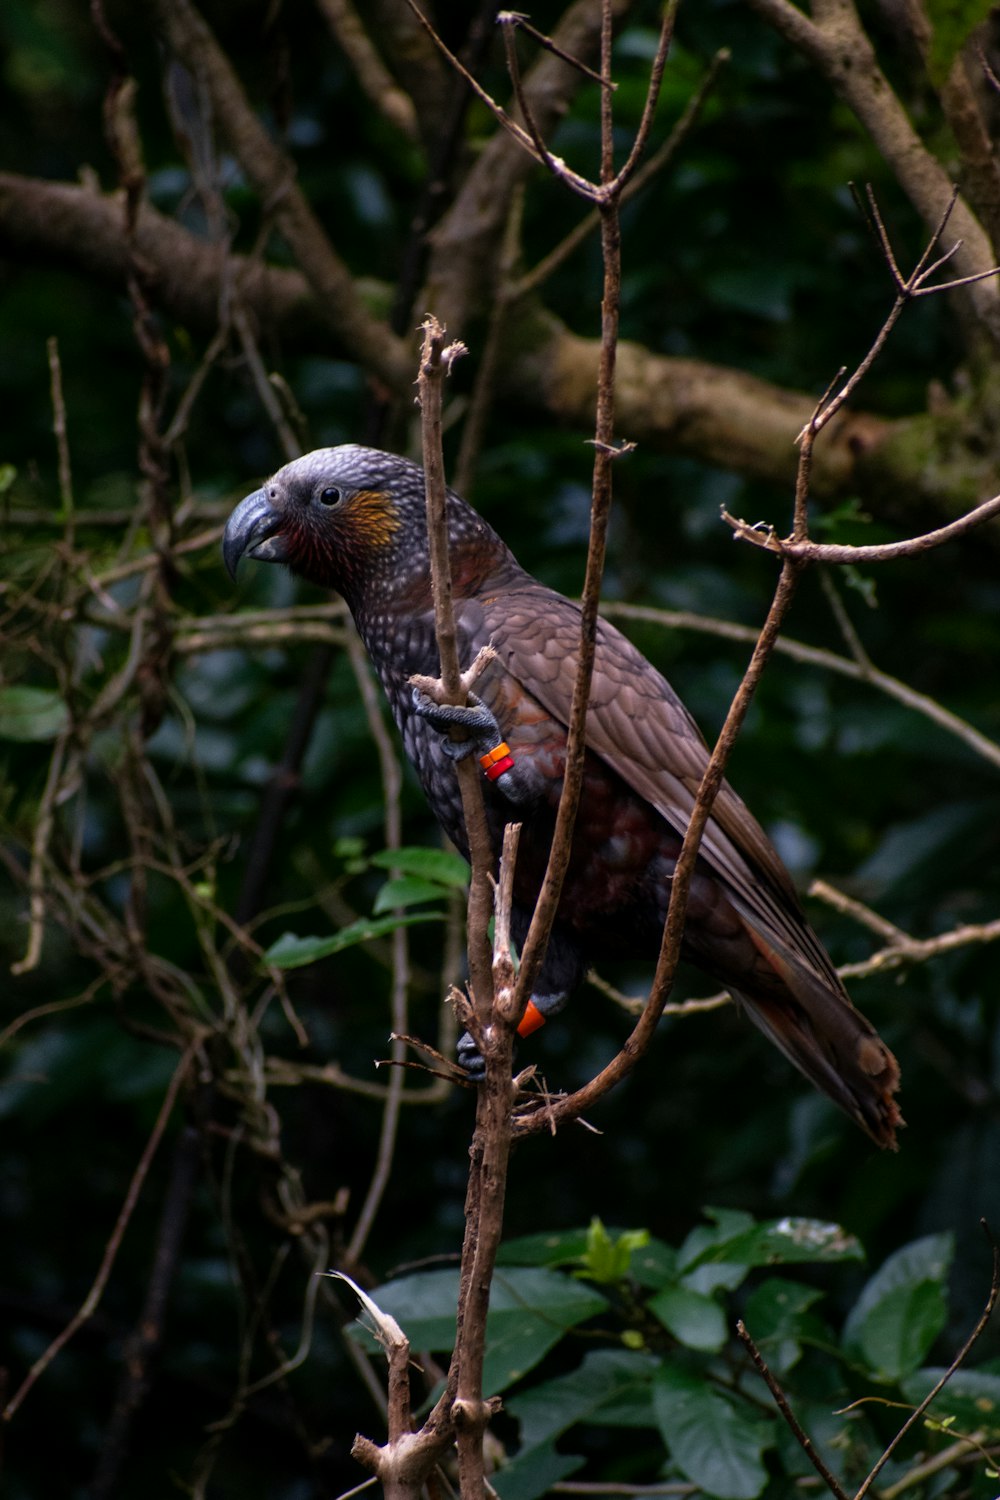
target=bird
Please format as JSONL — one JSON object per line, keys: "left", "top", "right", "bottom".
{"left": 223, "top": 444, "right": 901, "bottom": 1148}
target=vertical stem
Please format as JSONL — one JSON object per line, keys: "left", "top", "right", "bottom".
{"left": 47, "top": 336, "right": 74, "bottom": 540}
{"left": 515, "top": 0, "right": 624, "bottom": 1010}
{"left": 416, "top": 319, "right": 495, "bottom": 1019}
{"left": 452, "top": 831, "right": 520, "bottom": 1498}
{"left": 344, "top": 626, "right": 410, "bottom": 1268}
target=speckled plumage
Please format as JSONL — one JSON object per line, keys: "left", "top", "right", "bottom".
{"left": 223, "top": 445, "right": 902, "bottom": 1147}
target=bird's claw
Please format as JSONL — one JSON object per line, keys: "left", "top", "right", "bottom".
{"left": 456, "top": 1027, "right": 522, "bottom": 1083}
{"left": 456, "top": 1029, "right": 487, "bottom": 1081}
{"left": 411, "top": 687, "right": 503, "bottom": 759}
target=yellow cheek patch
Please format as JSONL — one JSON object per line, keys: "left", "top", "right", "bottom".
{"left": 348, "top": 489, "right": 402, "bottom": 548}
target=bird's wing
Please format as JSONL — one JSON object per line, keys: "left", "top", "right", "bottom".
{"left": 479, "top": 585, "right": 838, "bottom": 978}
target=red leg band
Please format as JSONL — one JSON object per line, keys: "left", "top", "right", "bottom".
{"left": 517, "top": 1000, "right": 547, "bottom": 1038}
{"left": 479, "top": 741, "right": 514, "bottom": 782}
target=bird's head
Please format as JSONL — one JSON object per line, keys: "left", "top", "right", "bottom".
{"left": 222, "top": 445, "right": 440, "bottom": 606}
{"left": 224, "top": 443, "right": 523, "bottom": 631}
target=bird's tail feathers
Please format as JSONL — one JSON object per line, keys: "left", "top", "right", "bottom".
{"left": 732, "top": 923, "right": 902, "bottom": 1150}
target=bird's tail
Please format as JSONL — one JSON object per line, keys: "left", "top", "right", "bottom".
{"left": 731, "top": 921, "right": 902, "bottom": 1149}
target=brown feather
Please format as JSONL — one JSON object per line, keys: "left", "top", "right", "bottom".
{"left": 475, "top": 586, "right": 902, "bottom": 1148}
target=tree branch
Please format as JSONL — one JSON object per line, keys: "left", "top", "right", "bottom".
{"left": 748, "top": 0, "right": 1000, "bottom": 346}
{"left": 8, "top": 172, "right": 999, "bottom": 525}
{"left": 149, "top": 0, "right": 412, "bottom": 391}
{"left": 725, "top": 489, "right": 1000, "bottom": 561}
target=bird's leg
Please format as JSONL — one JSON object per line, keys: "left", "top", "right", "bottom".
{"left": 456, "top": 918, "right": 583, "bottom": 1080}
{"left": 456, "top": 992, "right": 569, "bottom": 1080}
{"left": 410, "top": 686, "right": 536, "bottom": 806}
{"left": 410, "top": 686, "right": 500, "bottom": 761}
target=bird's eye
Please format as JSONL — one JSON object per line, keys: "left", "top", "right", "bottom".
{"left": 318, "top": 485, "right": 343, "bottom": 507}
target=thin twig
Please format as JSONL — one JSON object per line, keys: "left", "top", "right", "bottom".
{"left": 47, "top": 336, "right": 74, "bottom": 540}
{"left": 514, "top": 557, "right": 804, "bottom": 1139}
{"left": 839, "top": 914, "right": 1000, "bottom": 982}
{"left": 344, "top": 624, "right": 413, "bottom": 1268}
{"left": 853, "top": 1221, "right": 1000, "bottom": 1500}
{"left": 877, "top": 1431, "right": 995, "bottom": 1500}
{"left": 797, "top": 186, "right": 999, "bottom": 454}
{"left": 416, "top": 318, "right": 495, "bottom": 1021}
{"left": 402, "top": 0, "right": 599, "bottom": 200}
{"left": 514, "top": 44, "right": 729, "bottom": 300}
{"left": 602, "top": 600, "right": 1000, "bottom": 772}
{"left": 737, "top": 1320, "right": 851, "bottom": 1500}
{"left": 818, "top": 567, "right": 875, "bottom": 671}
{"left": 606, "top": 3, "right": 677, "bottom": 194}
{"left": 10, "top": 727, "right": 71, "bottom": 975}
{"left": 808, "top": 880, "right": 914, "bottom": 946}
{"left": 499, "top": 12, "right": 616, "bottom": 89}
{"left": 2, "top": 1044, "right": 195, "bottom": 1421}
{"left": 513, "top": 0, "right": 635, "bottom": 1014}
{"left": 725, "top": 489, "right": 1000, "bottom": 563}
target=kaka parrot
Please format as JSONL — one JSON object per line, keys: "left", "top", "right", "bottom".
{"left": 223, "top": 445, "right": 901, "bottom": 1147}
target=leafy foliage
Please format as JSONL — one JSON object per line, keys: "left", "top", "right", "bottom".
{"left": 348, "top": 1213, "right": 999, "bottom": 1500}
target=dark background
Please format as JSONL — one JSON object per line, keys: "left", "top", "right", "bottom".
{"left": 1, "top": 1, "right": 999, "bottom": 1494}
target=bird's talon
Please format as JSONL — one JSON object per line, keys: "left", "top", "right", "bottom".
{"left": 411, "top": 686, "right": 501, "bottom": 744}
{"left": 456, "top": 1029, "right": 487, "bottom": 1081}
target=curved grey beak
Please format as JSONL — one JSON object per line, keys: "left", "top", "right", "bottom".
{"left": 222, "top": 488, "right": 290, "bottom": 579}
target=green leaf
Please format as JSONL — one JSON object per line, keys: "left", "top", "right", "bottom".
{"left": 498, "top": 1227, "right": 596, "bottom": 1267}
{"left": 368, "top": 845, "right": 469, "bottom": 888}
{"left": 0, "top": 685, "right": 69, "bottom": 742}
{"left": 678, "top": 1210, "right": 862, "bottom": 1295}
{"left": 901, "top": 1368, "right": 1000, "bottom": 1438}
{"left": 372, "top": 874, "right": 448, "bottom": 913}
{"left": 489, "top": 1353, "right": 646, "bottom": 1494}
{"left": 575, "top": 1217, "right": 650, "bottom": 1285}
{"left": 264, "top": 912, "right": 443, "bottom": 968}
{"left": 648, "top": 1283, "right": 728, "bottom": 1352}
{"left": 676, "top": 1208, "right": 757, "bottom": 1293}
{"left": 742, "top": 1277, "right": 827, "bottom": 1374}
{"left": 842, "top": 1233, "right": 953, "bottom": 1381}
{"left": 347, "top": 1267, "right": 609, "bottom": 1394}
{"left": 507, "top": 1348, "right": 657, "bottom": 1451}
{"left": 498, "top": 1227, "right": 677, "bottom": 1288}
{"left": 491, "top": 1441, "right": 582, "bottom": 1500}
{"left": 652, "top": 1363, "right": 773, "bottom": 1499}
{"left": 925, "top": 0, "right": 993, "bottom": 86}
{"left": 630, "top": 1237, "right": 681, "bottom": 1289}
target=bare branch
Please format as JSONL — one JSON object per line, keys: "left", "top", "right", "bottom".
{"left": 725, "top": 489, "right": 1000, "bottom": 562}
{"left": 748, "top": 0, "right": 1000, "bottom": 345}
{"left": 415, "top": 317, "right": 495, "bottom": 1021}
{"left": 316, "top": 0, "right": 419, "bottom": 141}
{"left": 602, "top": 600, "right": 1000, "bottom": 772}
{"left": 150, "top": 0, "right": 412, "bottom": 391}
{"left": 2, "top": 1045, "right": 195, "bottom": 1420}
{"left": 499, "top": 11, "right": 616, "bottom": 89}
{"left": 514, "top": 44, "right": 729, "bottom": 300}
{"left": 512, "top": 11, "right": 628, "bottom": 1020}
{"left": 737, "top": 1321, "right": 850, "bottom": 1500}
{"left": 606, "top": 2, "right": 677, "bottom": 194}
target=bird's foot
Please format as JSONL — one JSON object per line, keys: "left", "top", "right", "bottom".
{"left": 411, "top": 686, "right": 514, "bottom": 778}
{"left": 456, "top": 1028, "right": 490, "bottom": 1080}
{"left": 456, "top": 993, "right": 566, "bottom": 1081}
